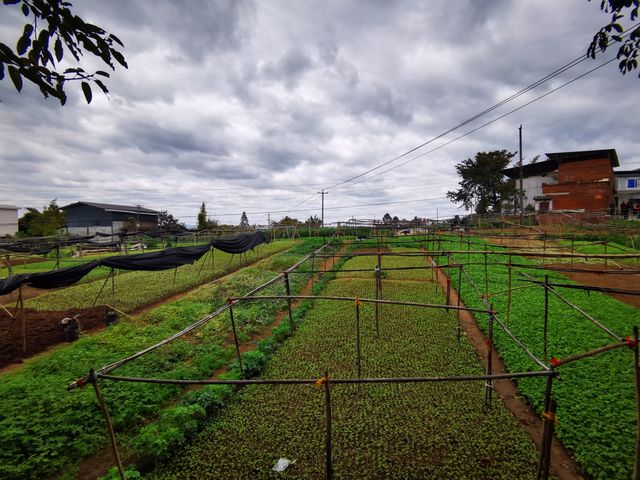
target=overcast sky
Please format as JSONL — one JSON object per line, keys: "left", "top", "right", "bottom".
{"left": 1, "top": 0, "right": 639, "bottom": 226}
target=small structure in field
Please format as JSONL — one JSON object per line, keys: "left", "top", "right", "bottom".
{"left": 62, "top": 201, "right": 159, "bottom": 237}
{"left": 0, "top": 205, "right": 19, "bottom": 236}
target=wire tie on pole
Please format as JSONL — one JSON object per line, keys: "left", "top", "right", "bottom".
{"left": 315, "top": 375, "right": 328, "bottom": 389}
{"left": 542, "top": 411, "right": 557, "bottom": 423}
{"left": 550, "top": 356, "right": 560, "bottom": 367}
{"left": 626, "top": 336, "right": 639, "bottom": 349}
{"left": 355, "top": 298, "right": 361, "bottom": 306}
{"left": 227, "top": 298, "right": 236, "bottom": 306}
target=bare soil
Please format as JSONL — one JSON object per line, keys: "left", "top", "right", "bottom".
{"left": 545, "top": 262, "right": 640, "bottom": 309}
{"left": 0, "top": 306, "right": 109, "bottom": 371}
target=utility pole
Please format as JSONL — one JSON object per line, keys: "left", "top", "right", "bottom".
{"left": 317, "top": 190, "right": 327, "bottom": 227}
{"left": 519, "top": 125, "right": 524, "bottom": 225}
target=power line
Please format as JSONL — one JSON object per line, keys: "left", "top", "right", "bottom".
{"left": 324, "top": 24, "right": 638, "bottom": 193}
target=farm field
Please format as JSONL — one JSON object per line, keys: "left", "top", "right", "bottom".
{"left": 150, "top": 249, "right": 539, "bottom": 479}
{"left": 435, "top": 233, "right": 638, "bottom": 479}
{"left": 0, "top": 239, "right": 324, "bottom": 480}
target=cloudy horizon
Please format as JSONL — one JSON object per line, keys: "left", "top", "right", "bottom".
{"left": 1, "top": 0, "right": 639, "bottom": 227}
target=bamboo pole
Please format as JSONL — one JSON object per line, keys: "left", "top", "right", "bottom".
{"left": 91, "top": 370, "right": 126, "bottom": 480}
{"left": 284, "top": 273, "right": 294, "bottom": 335}
{"left": 355, "top": 300, "right": 362, "bottom": 379}
{"left": 506, "top": 254, "right": 513, "bottom": 328}
{"left": 324, "top": 371, "right": 333, "bottom": 480}
{"left": 483, "top": 250, "right": 488, "bottom": 296}
{"left": 536, "top": 373, "right": 556, "bottom": 480}
{"left": 485, "top": 305, "right": 494, "bottom": 408}
{"left": 457, "top": 265, "right": 462, "bottom": 343}
{"left": 92, "top": 269, "right": 114, "bottom": 308}
{"left": 633, "top": 325, "right": 640, "bottom": 480}
{"left": 228, "top": 303, "right": 244, "bottom": 378}
{"left": 19, "top": 286, "right": 26, "bottom": 353}
{"left": 543, "top": 275, "right": 549, "bottom": 364}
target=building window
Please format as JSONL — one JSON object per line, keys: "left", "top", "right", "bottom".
{"left": 628, "top": 178, "right": 638, "bottom": 189}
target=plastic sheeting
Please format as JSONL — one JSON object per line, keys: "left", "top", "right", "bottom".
{"left": 0, "top": 231, "right": 268, "bottom": 295}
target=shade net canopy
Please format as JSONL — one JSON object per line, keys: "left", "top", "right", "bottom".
{"left": 0, "top": 231, "right": 269, "bottom": 295}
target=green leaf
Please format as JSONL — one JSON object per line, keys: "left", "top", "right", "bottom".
{"left": 16, "top": 35, "right": 30, "bottom": 55}
{"left": 109, "top": 33, "right": 124, "bottom": 47}
{"left": 95, "top": 70, "right": 109, "bottom": 77}
{"left": 0, "top": 61, "right": 4, "bottom": 80}
{"left": 54, "top": 38, "right": 63, "bottom": 62}
{"left": 112, "top": 50, "right": 127, "bottom": 68}
{"left": 8, "top": 65, "right": 22, "bottom": 92}
{"left": 21, "top": 3, "right": 29, "bottom": 15}
{"left": 81, "top": 81, "right": 92, "bottom": 104}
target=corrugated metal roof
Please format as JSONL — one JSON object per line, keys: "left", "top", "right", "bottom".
{"left": 62, "top": 201, "right": 159, "bottom": 215}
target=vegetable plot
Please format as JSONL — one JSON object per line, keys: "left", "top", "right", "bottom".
{"left": 152, "top": 252, "right": 538, "bottom": 479}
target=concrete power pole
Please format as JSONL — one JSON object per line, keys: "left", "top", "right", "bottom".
{"left": 317, "top": 190, "right": 327, "bottom": 227}
{"left": 519, "top": 125, "right": 524, "bottom": 225}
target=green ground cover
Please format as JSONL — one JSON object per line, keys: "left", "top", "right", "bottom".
{"left": 436, "top": 234, "right": 638, "bottom": 479}
{"left": 151, "top": 250, "right": 538, "bottom": 479}
{"left": 24, "top": 240, "right": 295, "bottom": 312}
{"left": 0, "top": 239, "right": 326, "bottom": 480}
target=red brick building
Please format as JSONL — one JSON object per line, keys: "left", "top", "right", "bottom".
{"left": 541, "top": 150, "right": 618, "bottom": 212}
{"left": 501, "top": 149, "right": 619, "bottom": 216}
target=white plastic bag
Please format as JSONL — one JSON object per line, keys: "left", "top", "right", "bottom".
{"left": 273, "top": 458, "right": 296, "bottom": 472}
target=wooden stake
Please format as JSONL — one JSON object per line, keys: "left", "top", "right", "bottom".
{"left": 506, "top": 255, "right": 513, "bottom": 328}
{"left": 19, "top": 286, "right": 26, "bottom": 353}
{"left": 457, "top": 265, "right": 462, "bottom": 343}
{"left": 91, "top": 370, "right": 126, "bottom": 480}
{"left": 543, "top": 275, "right": 549, "bottom": 364}
{"left": 355, "top": 300, "right": 362, "bottom": 378}
{"left": 324, "top": 370, "right": 333, "bottom": 480}
{"left": 229, "top": 304, "right": 244, "bottom": 378}
{"left": 633, "top": 325, "right": 640, "bottom": 480}
{"left": 284, "top": 273, "right": 294, "bottom": 335}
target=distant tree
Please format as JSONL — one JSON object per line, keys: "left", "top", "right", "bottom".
{"left": 588, "top": 0, "right": 640, "bottom": 77}
{"left": 304, "top": 215, "right": 322, "bottom": 227}
{"left": 18, "top": 199, "right": 65, "bottom": 236}
{"left": 0, "top": 0, "right": 128, "bottom": 105}
{"left": 382, "top": 213, "right": 392, "bottom": 224}
{"left": 274, "top": 216, "right": 302, "bottom": 226}
{"left": 158, "top": 210, "right": 184, "bottom": 229}
{"left": 239, "top": 211, "right": 250, "bottom": 228}
{"left": 447, "top": 150, "right": 516, "bottom": 214}
{"left": 392, "top": 216, "right": 400, "bottom": 227}
{"left": 197, "top": 202, "right": 207, "bottom": 230}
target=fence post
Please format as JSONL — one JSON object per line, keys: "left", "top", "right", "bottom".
{"left": 633, "top": 325, "right": 640, "bottom": 480}
{"left": 457, "top": 265, "right": 462, "bottom": 343}
{"left": 485, "top": 304, "right": 494, "bottom": 408}
{"left": 228, "top": 302, "right": 245, "bottom": 378}
{"left": 536, "top": 372, "right": 556, "bottom": 480}
{"left": 483, "top": 249, "right": 489, "bottom": 297}
{"left": 355, "top": 299, "right": 362, "bottom": 378}
{"left": 284, "top": 272, "right": 294, "bottom": 335}
{"left": 543, "top": 275, "right": 549, "bottom": 364}
{"left": 90, "top": 369, "right": 126, "bottom": 480}
{"left": 506, "top": 254, "right": 513, "bottom": 328}
{"left": 323, "top": 371, "right": 333, "bottom": 480}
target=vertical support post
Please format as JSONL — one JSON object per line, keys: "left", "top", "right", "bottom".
{"left": 375, "top": 264, "right": 380, "bottom": 338}
{"left": 91, "top": 370, "right": 126, "bottom": 480}
{"left": 111, "top": 268, "right": 116, "bottom": 305}
{"left": 56, "top": 246, "right": 61, "bottom": 270}
{"left": 633, "top": 325, "right": 640, "bottom": 480}
{"left": 92, "top": 269, "right": 113, "bottom": 308}
{"left": 355, "top": 299, "right": 362, "bottom": 379}
{"left": 173, "top": 267, "right": 178, "bottom": 287}
{"left": 446, "top": 253, "right": 452, "bottom": 313}
{"left": 543, "top": 275, "right": 549, "bottom": 364}
{"left": 284, "top": 272, "right": 294, "bottom": 335}
{"left": 228, "top": 302, "right": 244, "bottom": 378}
{"left": 485, "top": 305, "right": 494, "bottom": 408}
{"left": 536, "top": 372, "right": 556, "bottom": 480}
{"left": 506, "top": 254, "right": 513, "bottom": 328}
{"left": 323, "top": 370, "right": 333, "bottom": 480}
{"left": 19, "top": 286, "right": 26, "bottom": 353}
{"left": 570, "top": 235, "right": 574, "bottom": 268}
{"left": 467, "top": 237, "right": 471, "bottom": 264}
{"left": 311, "top": 254, "right": 316, "bottom": 288}
{"left": 456, "top": 265, "right": 462, "bottom": 343}
{"left": 483, "top": 251, "right": 489, "bottom": 296}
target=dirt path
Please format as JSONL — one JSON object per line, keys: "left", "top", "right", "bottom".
{"left": 430, "top": 256, "right": 587, "bottom": 480}
{"left": 75, "top": 244, "right": 344, "bottom": 480}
